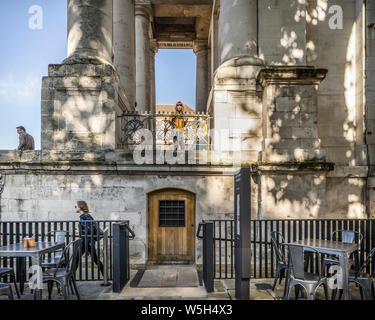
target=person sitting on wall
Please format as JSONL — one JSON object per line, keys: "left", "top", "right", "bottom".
{"left": 16, "top": 126, "right": 35, "bottom": 151}
{"left": 75, "top": 201, "right": 104, "bottom": 276}
{"left": 169, "top": 101, "right": 186, "bottom": 151}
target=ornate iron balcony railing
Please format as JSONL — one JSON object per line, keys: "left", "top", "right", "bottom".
{"left": 118, "top": 111, "right": 212, "bottom": 150}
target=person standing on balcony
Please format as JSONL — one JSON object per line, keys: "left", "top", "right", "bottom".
{"left": 75, "top": 201, "right": 104, "bottom": 275}
{"left": 16, "top": 126, "right": 35, "bottom": 151}
{"left": 169, "top": 101, "right": 186, "bottom": 150}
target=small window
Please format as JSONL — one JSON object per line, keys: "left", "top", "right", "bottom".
{"left": 159, "top": 200, "right": 185, "bottom": 227}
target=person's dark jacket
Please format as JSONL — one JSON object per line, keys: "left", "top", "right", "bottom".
{"left": 18, "top": 132, "right": 35, "bottom": 150}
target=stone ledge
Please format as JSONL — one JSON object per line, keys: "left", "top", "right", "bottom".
{"left": 0, "top": 150, "right": 335, "bottom": 174}
{"left": 256, "top": 161, "right": 334, "bottom": 173}
{"left": 258, "top": 66, "right": 328, "bottom": 87}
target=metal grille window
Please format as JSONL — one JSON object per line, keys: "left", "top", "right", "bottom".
{"left": 159, "top": 200, "right": 185, "bottom": 227}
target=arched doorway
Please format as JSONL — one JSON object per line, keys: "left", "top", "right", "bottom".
{"left": 148, "top": 188, "right": 195, "bottom": 264}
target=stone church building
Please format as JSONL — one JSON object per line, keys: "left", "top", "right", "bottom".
{"left": 0, "top": 0, "right": 375, "bottom": 266}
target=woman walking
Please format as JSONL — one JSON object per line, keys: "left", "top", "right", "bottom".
{"left": 75, "top": 201, "right": 104, "bottom": 275}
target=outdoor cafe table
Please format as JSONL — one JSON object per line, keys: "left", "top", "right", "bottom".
{"left": 0, "top": 242, "right": 65, "bottom": 300}
{"left": 284, "top": 239, "right": 359, "bottom": 300}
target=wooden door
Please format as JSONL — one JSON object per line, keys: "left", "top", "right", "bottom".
{"left": 148, "top": 189, "right": 195, "bottom": 264}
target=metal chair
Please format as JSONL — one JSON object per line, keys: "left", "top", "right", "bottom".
{"left": 322, "top": 230, "right": 363, "bottom": 276}
{"left": 284, "top": 244, "right": 329, "bottom": 300}
{"left": 0, "top": 267, "right": 20, "bottom": 298}
{"left": 270, "top": 231, "right": 288, "bottom": 291}
{"left": 331, "top": 247, "right": 375, "bottom": 300}
{"left": 42, "top": 238, "right": 82, "bottom": 300}
{"left": 0, "top": 283, "right": 13, "bottom": 300}
{"left": 41, "top": 230, "right": 68, "bottom": 269}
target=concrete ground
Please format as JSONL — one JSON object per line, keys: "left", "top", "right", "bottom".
{"left": 0, "top": 271, "right": 366, "bottom": 300}
{"left": 213, "top": 278, "right": 364, "bottom": 300}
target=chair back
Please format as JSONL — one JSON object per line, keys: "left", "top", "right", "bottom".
{"left": 54, "top": 231, "right": 67, "bottom": 244}
{"left": 270, "top": 232, "right": 286, "bottom": 264}
{"left": 359, "top": 247, "right": 375, "bottom": 277}
{"left": 287, "top": 244, "right": 305, "bottom": 280}
{"left": 332, "top": 230, "right": 363, "bottom": 244}
{"left": 57, "top": 238, "right": 82, "bottom": 273}
{"left": 286, "top": 244, "right": 321, "bottom": 281}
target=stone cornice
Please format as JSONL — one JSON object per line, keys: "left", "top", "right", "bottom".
{"left": 0, "top": 151, "right": 334, "bottom": 175}
{"left": 257, "top": 66, "right": 328, "bottom": 87}
{"left": 158, "top": 41, "right": 193, "bottom": 49}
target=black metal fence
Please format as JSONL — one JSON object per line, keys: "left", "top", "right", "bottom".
{"left": 0, "top": 220, "right": 125, "bottom": 284}
{"left": 208, "top": 219, "right": 375, "bottom": 279}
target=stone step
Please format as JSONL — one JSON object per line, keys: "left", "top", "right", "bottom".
{"left": 120, "top": 265, "right": 208, "bottom": 300}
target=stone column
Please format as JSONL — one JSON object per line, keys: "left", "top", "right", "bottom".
{"left": 150, "top": 40, "right": 158, "bottom": 114}
{"left": 64, "top": 0, "right": 113, "bottom": 65}
{"left": 194, "top": 41, "right": 209, "bottom": 113}
{"left": 211, "top": 9, "right": 220, "bottom": 78}
{"left": 114, "top": 0, "right": 136, "bottom": 108}
{"left": 42, "top": 0, "right": 127, "bottom": 151}
{"left": 219, "top": 0, "right": 258, "bottom": 64}
{"left": 135, "top": 4, "right": 152, "bottom": 112}
{"left": 207, "top": 47, "right": 212, "bottom": 91}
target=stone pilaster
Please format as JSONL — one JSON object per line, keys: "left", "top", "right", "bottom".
{"left": 64, "top": 0, "right": 113, "bottom": 65}
{"left": 135, "top": 3, "right": 152, "bottom": 112}
{"left": 114, "top": 0, "right": 136, "bottom": 109}
{"left": 258, "top": 66, "right": 328, "bottom": 162}
{"left": 194, "top": 40, "right": 209, "bottom": 113}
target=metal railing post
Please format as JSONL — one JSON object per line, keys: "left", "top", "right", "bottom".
{"left": 112, "top": 221, "right": 135, "bottom": 293}
{"left": 202, "top": 221, "right": 214, "bottom": 293}
{"left": 101, "top": 227, "right": 111, "bottom": 286}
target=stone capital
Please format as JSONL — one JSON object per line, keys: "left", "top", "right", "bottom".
{"left": 257, "top": 66, "right": 328, "bottom": 87}
{"left": 193, "top": 40, "right": 208, "bottom": 54}
{"left": 135, "top": 3, "right": 153, "bottom": 19}
{"left": 150, "top": 39, "right": 158, "bottom": 54}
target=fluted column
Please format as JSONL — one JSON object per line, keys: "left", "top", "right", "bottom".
{"left": 194, "top": 41, "right": 209, "bottom": 113}
{"left": 64, "top": 0, "right": 113, "bottom": 65}
{"left": 135, "top": 4, "right": 152, "bottom": 112}
{"left": 150, "top": 40, "right": 158, "bottom": 114}
{"left": 219, "top": 0, "right": 258, "bottom": 64}
{"left": 114, "top": 0, "right": 136, "bottom": 108}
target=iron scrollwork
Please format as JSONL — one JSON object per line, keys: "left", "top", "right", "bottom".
{"left": 118, "top": 111, "right": 211, "bottom": 149}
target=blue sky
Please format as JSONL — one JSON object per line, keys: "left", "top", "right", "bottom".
{"left": 0, "top": 0, "right": 196, "bottom": 150}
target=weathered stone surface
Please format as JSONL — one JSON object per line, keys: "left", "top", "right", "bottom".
{"left": 260, "top": 66, "right": 325, "bottom": 162}
{"left": 64, "top": 0, "right": 113, "bottom": 65}
{"left": 219, "top": 0, "right": 258, "bottom": 64}
{"left": 41, "top": 62, "right": 128, "bottom": 151}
